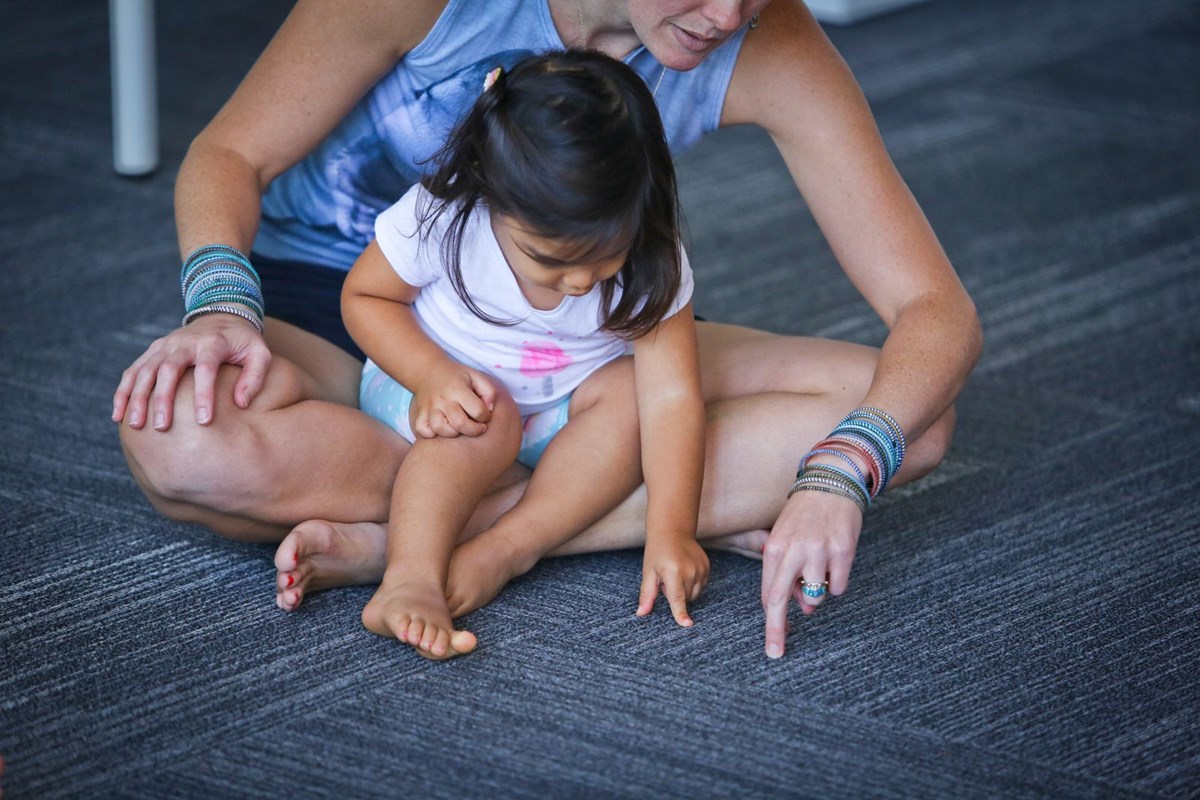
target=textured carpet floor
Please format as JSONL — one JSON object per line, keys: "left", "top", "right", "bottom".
{"left": 1, "top": 0, "right": 1198, "bottom": 797}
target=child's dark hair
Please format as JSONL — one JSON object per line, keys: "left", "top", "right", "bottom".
{"left": 419, "top": 50, "right": 682, "bottom": 339}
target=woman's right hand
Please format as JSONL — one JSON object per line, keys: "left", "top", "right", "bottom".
{"left": 112, "top": 312, "right": 272, "bottom": 431}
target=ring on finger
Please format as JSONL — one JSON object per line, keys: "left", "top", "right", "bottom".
{"left": 801, "top": 580, "right": 829, "bottom": 600}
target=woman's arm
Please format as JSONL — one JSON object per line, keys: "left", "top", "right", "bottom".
{"left": 632, "top": 303, "right": 710, "bottom": 625}
{"left": 114, "top": 0, "right": 449, "bottom": 432}
{"left": 177, "top": 0, "right": 446, "bottom": 255}
{"left": 721, "top": 2, "right": 982, "bottom": 656}
{"left": 342, "top": 241, "right": 495, "bottom": 438}
{"left": 722, "top": 0, "right": 982, "bottom": 438}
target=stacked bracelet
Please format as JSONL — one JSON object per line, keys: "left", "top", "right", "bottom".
{"left": 183, "top": 303, "right": 265, "bottom": 333}
{"left": 180, "top": 244, "right": 265, "bottom": 334}
{"left": 790, "top": 462, "right": 870, "bottom": 510}
{"left": 792, "top": 406, "right": 908, "bottom": 508}
{"left": 837, "top": 406, "right": 905, "bottom": 492}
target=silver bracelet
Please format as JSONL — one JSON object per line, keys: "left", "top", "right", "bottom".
{"left": 182, "top": 303, "right": 265, "bottom": 335}
{"left": 787, "top": 478, "right": 868, "bottom": 514}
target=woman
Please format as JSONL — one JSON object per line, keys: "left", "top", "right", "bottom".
{"left": 113, "top": 0, "right": 982, "bottom": 658}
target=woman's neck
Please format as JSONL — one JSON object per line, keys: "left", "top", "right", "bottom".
{"left": 553, "top": 0, "right": 642, "bottom": 60}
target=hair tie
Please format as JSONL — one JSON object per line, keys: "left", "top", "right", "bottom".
{"left": 483, "top": 66, "right": 503, "bottom": 92}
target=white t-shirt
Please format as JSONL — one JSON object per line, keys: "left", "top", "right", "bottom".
{"left": 373, "top": 184, "right": 694, "bottom": 415}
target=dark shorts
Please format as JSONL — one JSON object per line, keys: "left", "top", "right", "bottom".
{"left": 253, "top": 253, "right": 366, "bottom": 362}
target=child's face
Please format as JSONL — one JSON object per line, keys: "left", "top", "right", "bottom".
{"left": 491, "top": 213, "right": 627, "bottom": 301}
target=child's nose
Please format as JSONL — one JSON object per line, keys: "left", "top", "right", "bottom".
{"left": 563, "top": 272, "right": 597, "bottom": 293}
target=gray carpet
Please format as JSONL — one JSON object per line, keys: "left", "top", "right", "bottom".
{"left": 2, "top": 1, "right": 1199, "bottom": 797}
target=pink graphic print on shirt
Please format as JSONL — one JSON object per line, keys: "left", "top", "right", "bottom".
{"left": 519, "top": 340, "right": 572, "bottom": 397}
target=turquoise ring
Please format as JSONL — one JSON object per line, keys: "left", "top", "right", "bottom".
{"left": 801, "top": 580, "right": 828, "bottom": 600}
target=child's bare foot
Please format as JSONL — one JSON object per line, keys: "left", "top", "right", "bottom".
{"left": 445, "top": 534, "right": 537, "bottom": 618}
{"left": 706, "top": 529, "right": 769, "bottom": 560}
{"left": 274, "top": 520, "right": 387, "bottom": 611}
{"left": 362, "top": 580, "right": 477, "bottom": 660}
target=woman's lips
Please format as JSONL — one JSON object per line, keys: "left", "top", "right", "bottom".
{"left": 671, "top": 24, "right": 722, "bottom": 53}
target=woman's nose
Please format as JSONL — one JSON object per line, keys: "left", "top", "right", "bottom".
{"left": 701, "top": 1, "right": 744, "bottom": 32}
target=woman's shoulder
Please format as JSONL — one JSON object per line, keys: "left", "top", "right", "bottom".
{"left": 720, "top": 0, "right": 854, "bottom": 129}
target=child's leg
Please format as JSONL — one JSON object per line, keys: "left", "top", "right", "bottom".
{"left": 445, "top": 357, "right": 643, "bottom": 615}
{"left": 361, "top": 389, "right": 522, "bottom": 659}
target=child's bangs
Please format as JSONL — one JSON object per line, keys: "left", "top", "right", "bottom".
{"left": 530, "top": 210, "right": 640, "bottom": 267}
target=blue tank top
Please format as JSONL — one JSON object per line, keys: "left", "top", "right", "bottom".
{"left": 254, "top": 0, "right": 748, "bottom": 270}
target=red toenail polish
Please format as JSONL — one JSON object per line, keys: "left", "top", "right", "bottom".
{"left": 286, "top": 575, "right": 295, "bottom": 587}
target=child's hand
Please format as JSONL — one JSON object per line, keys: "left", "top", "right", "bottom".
{"left": 411, "top": 366, "right": 498, "bottom": 438}
{"left": 636, "top": 536, "right": 710, "bottom": 627}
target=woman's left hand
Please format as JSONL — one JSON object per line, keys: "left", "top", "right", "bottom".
{"left": 761, "top": 490, "right": 863, "bottom": 658}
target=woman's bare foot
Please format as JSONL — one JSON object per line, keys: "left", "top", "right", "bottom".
{"left": 705, "top": 529, "right": 769, "bottom": 560}
{"left": 274, "top": 520, "right": 387, "bottom": 611}
{"left": 362, "top": 579, "right": 477, "bottom": 660}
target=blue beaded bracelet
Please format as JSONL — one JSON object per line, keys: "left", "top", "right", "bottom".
{"left": 841, "top": 407, "right": 906, "bottom": 464}
{"left": 833, "top": 419, "right": 899, "bottom": 483}
{"left": 800, "top": 447, "right": 869, "bottom": 486}
{"left": 179, "top": 245, "right": 266, "bottom": 334}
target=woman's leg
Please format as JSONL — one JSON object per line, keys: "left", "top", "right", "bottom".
{"left": 119, "top": 320, "right": 408, "bottom": 542}
{"left": 273, "top": 323, "right": 957, "bottom": 612}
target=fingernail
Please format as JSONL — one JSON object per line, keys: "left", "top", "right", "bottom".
{"left": 196, "top": 407, "right": 210, "bottom": 424}
{"left": 153, "top": 412, "right": 165, "bottom": 429}
{"left": 129, "top": 412, "right": 140, "bottom": 426}
{"left": 766, "top": 644, "right": 783, "bottom": 659}
{"left": 286, "top": 575, "right": 294, "bottom": 587}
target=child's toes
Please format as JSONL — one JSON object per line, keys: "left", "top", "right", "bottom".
{"left": 404, "top": 619, "right": 425, "bottom": 645}
{"left": 449, "top": 629, "right": 478, "bottom": 656}
{"left": 430, "top": 628, "right": 452, "bottom": 657}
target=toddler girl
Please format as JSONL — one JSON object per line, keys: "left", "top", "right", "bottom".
{"left": 342, "top": 50, "right": 707, "bottom": 659}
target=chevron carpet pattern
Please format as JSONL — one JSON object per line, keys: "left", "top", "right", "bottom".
{"left": 1, "top": 0, "right": 1198, "bottom": 797}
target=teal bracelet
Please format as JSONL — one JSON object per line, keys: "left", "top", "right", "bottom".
{"left": 180, "top": 244, "right": 255, "bottom": 280}
{"left": 800, "top": 447, "right": 868, "bottom": 486}
{"left": 182, "top": 258, "right": 257, "bottom": 294}
{"left": 841, "top": 407, "right": 906, "bottom": 464}
{"left": 184, "top": 267, "right": 260, "bottom": 298}
{"left": 833, "top": 419, "right": 898, "bottom": 484}
{"left": 180, "top": 245, "right": 266, "bottom": 330}
{"left": 185, "top": 276, "right": 264, "bottom": 318}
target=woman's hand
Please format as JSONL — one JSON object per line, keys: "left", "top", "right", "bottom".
{"left": 761, "top": 489, "right": 863, "bottom": 658}
{"left": 637, "top": 536, "right": 711, "bottom": 627}
{"left": 409, "top": 365, "right": 498, "bottom": 439}
{"left": 112, "top": 312, "right": 271, "bottom": 431}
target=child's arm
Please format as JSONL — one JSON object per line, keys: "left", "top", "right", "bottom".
{"left": 342, "top": 240, "right": 498, "bottom": 437}
{"left": 631, "top": 301, "right": 709, "bottom": 627}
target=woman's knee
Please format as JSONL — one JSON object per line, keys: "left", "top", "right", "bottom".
{"left": 696, "top": 324, "right": 879, "bottom": 402}
{"left": 898, "top": 405, "right": 957, "bottom": 484}
{"left": 120, "top": 359, "right": 309, "bottom": 512}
